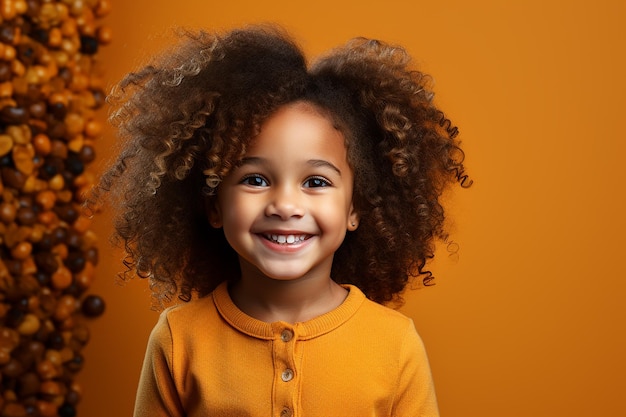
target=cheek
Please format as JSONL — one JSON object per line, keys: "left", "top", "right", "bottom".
{"left": 315, "top": 197, "right": 353, "bottom": 230}
{"left": 220, "top": 194, "right": 257, "bottom": 230}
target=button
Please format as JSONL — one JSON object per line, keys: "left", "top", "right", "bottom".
{"left": 280, "top": 329, "right": 293, "bottom": 342}
{"left": 281, "top": 368, "right": 294, "bottom": 382}
{"left": 280, "top": 408, "right": 292, "bottom": 417}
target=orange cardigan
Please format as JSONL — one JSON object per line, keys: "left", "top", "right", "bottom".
{"left": 134, "top": 282, "right": 439, "bottom": 417}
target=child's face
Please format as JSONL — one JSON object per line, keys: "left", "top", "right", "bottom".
{"left": 211, "top": 102, "right": 359, "bottom": 284}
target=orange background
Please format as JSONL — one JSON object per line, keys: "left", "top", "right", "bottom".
{"left": 78, "top": 1, "right": 625, "bottom": 416}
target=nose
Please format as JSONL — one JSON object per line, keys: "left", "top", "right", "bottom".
{"left": 265, "top": 185, "right": 305, "bottom": 220}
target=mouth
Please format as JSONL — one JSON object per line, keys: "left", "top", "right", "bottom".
{"left": 262, "top": 233, "right": 309, "bottom": 245}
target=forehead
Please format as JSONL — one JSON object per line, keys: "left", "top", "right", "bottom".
{"left": 245, "top": 102, "right": 347, "bottom": 158}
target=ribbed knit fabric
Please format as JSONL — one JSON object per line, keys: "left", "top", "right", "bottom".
{"left": 134, "top": 282, "right": 439, "bottom": 417}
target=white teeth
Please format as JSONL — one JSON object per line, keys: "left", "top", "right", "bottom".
{"left": 267, "top": 234, "right": 306, "bottom": 244}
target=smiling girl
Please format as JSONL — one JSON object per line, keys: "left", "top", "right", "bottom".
{"left": 93, "top": 25, "right": 469, "bottom": 417}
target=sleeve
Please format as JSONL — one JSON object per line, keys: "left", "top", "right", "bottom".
{"left": 133, "top": 310, "right": 186, "bottom": 417}
{"left": 391, "top": 320, "right": 440, "bottom": 417}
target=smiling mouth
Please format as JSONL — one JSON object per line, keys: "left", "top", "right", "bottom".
{"left": 263, "top": 234, "right": 309, "bottom": 244}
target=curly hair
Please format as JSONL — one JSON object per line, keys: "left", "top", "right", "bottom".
{"left": 90, "top": 25, "right": 470, "bottom": 306}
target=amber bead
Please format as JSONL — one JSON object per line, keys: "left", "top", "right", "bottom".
{"left": 11, "top": 241, "right": 32, "bottom": 260}
{"left": 0, "top": 201, "right": 17, "bottom": 223}
{"left": 70, "top": 323, "right": 89, "bottom": 345}
{"left": 0, "top": 347, "right": 10, "bottom": 365}
{"left": 33, "top": 133, "right": 52, "bottom": 155}
{"left": 36, "top": 359, "right": 58, "bottom": 381}
{"left": 0, "top": 327, "right": 20, "bottom": 349}
{"left": 96, "top": 25, "right": 112, "bottom": 45}
{"left": 39, "top": 380, "right": 64, "bottom": 397}
{"left": 51, "top": 264, "right": 72, "bottom": 290}
{"left": 37, "top": 400, "right": 57, "bottom": 417}
{"left": 35, "top": 190, "right": 57, "bottom": 211}
{"left": 0, "top": 0, "right": 109, "bottom": 412}
{"left": 1, "top": 403, "right": 27, "bottom": 417}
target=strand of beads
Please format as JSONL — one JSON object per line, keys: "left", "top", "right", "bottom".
{"left": 0, "top": 1, "right": 111, "bottom": 416}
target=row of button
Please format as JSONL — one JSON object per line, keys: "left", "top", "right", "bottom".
{"left": 279, "top": 328, "right": 295, "bottom": 417}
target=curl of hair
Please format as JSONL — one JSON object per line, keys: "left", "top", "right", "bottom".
{"left": 90, "top": 26, "right": 470, "bottom": 307}
{"left": 307, "top": 38, "right": 469, "bottom": 304}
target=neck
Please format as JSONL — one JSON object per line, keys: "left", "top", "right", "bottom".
{"left": 229, "top": 268, "right": 348, "bottom": 324}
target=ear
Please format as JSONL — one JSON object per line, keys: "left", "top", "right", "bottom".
{"left": 347, "top": 205, "right": 359, "bottom": 231}
{"left": 206, "top": 200, "right": 223, "bottom": 229}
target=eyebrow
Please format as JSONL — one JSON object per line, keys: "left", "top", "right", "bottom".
{"left": 239, "top": 157, "right": 342, "bottom": 176}
{"left": 308, "top": 159, "right": 342, "bottom": 176}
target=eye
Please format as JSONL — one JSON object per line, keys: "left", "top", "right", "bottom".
{"left": 240, "top": 174, "right": 268, "bottom": 187}
{"left": 303, "top": 176, "right": 331, "bottom": 188}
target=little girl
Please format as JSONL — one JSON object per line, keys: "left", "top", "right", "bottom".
{"left": 94, "top": 25, "right": 469, "bottom": 417}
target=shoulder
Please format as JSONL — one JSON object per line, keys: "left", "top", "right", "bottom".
{"left": 162, "top": 295, "right": 217, "bottom": 325}
{"left": 347, "top": 285, "right": 415, "bottom": 328}
{"left": 150, "top": 295, "right": 219, "bottom": 342}
{"left": 343, "top": 285, "right": 422, "bottom": 349}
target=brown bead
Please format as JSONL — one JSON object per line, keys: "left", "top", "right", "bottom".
{"left": 3, "top": 357, "right": 25, "bottom": 378}
{"left": 1, "top": 403, "right": 27, "bottom": 417}
{"left": 28, "top": 101, "right": 47, "bottom": 119}
{"left": 0, "top": 106, "right": 29, "bottom": 124}
{"left": 81, "top": 294, "right": 104, "bottom": 317}
{"left": 2, "top": 167, "right": 27, "bottom": 189}
{"left": 50, "top": 140, "right": 67, "bottom": 158}
{"left": 16, "top": 206, "right": 36, "bottom": 225}
{"left": 24, "top": 341, "right": 45, "bottom": 360}
{"left": 0, "top": 61, "right": 11, "bottom": 81}
{"left": 35, "top": 251, "right": 59, "bottom": 274}
{"left": 64, "top": 389, "right": 81, "bottom": 406}
{"left": 17, "top": 372, "right": 41, "bottom": 398}
{"left": 78, "top": 143, "right": 95, "bottom": 163}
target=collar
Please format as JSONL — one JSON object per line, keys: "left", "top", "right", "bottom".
{"left": 212, "top": 281, "right": 365, "bottom": 340}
